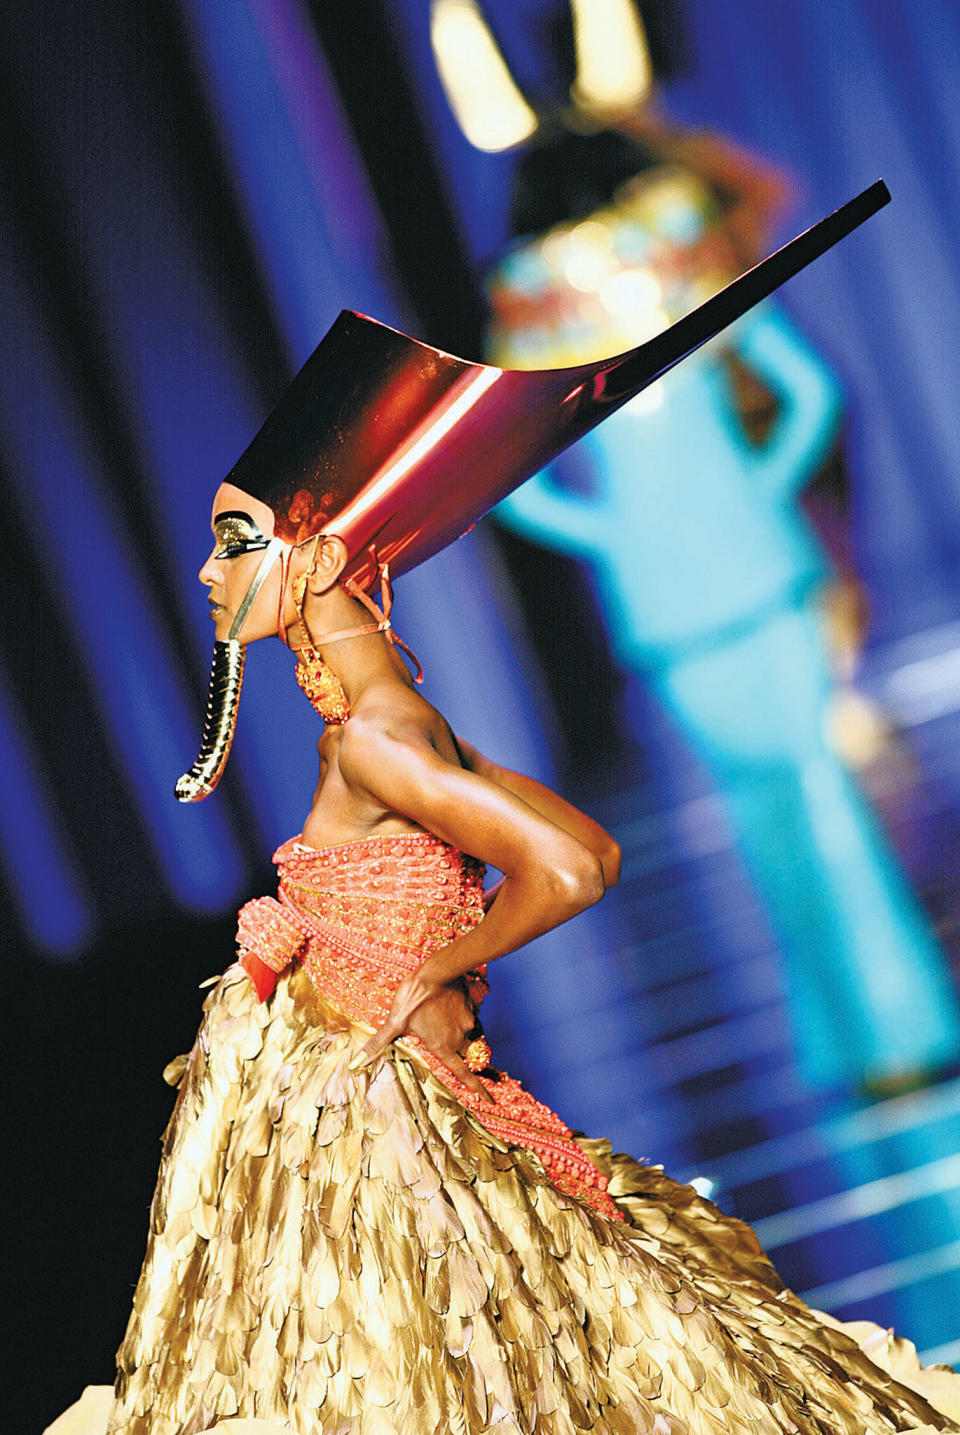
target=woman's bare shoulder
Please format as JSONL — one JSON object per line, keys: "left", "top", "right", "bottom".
{"left": 339, "top": 684, "right": 461, "bottom": 774}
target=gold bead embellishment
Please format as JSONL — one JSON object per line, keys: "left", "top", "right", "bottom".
{"left": 464, "top": 1036, "right": 492, "bottom": 1072}
{"left": 291, "top": 570, "right": 351, "bottom": 724}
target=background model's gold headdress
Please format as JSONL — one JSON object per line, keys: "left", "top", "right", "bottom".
{"left": 430, "top": 0, "right": 655, "bottom": 152}
{"left": 176, "top": 181, "right": 889, "bottom": 801}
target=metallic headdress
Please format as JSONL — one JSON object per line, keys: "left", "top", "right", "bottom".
{"left": 429, "top": 0, "right": 673, "bottom": 153}
{"left": 176, "top": 181, "right": 889, "bottom": 801}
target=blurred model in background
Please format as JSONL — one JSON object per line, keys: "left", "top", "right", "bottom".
{"left": 433, "top": 0, "right": 960, "bottom": 1090}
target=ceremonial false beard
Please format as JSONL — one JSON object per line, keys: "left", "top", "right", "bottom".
{"left": 175, "top": 639, "right": 245, "bottom": 802}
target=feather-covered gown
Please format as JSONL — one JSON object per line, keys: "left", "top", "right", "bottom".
{"left": 51, "top": 832, "right": 960, "bottom": 1434}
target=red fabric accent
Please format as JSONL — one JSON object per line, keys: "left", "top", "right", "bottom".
{"left": 236, "top": 895, "right": 307, "bottom": 1001}
{"left": 240, "top": 950, "right": 279, "bottom": 1003}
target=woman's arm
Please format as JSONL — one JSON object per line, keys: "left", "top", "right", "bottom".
{"left": 454, "top": 736, "right": 621, "bottom": 887}
{"left": 614, "top": 106, "right": 792, "bottom": 266}
{"left": 494, "top": 473, "right": 609, "bottom": 556}
{"left": 338, "top": 716, "right": 608, "bottom": 1074}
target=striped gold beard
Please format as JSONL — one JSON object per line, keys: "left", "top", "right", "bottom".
{"left": 175, "top": 639, "right": 245, "bottom": 802}
{"left": 175, "top": 535, "right": 285, "bottom": 803}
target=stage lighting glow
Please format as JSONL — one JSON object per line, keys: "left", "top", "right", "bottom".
{"left": 630, "top": 378, "right": 666, "bottom": 413}
{"left": 570, "top": 219, "right": 615, "bottom": 252}
{"left": 599, "top": 269, "right": 663, "bottom": 319}
{"left": 430, "top": 0, "right": 538, "bottom": 152}
{"left": 563, "top": 248, "right": 615, "bottom": 292}
{"left": 0, "top": 212, "right": 246, "bottom": 916}
{"left": 885, "top": 637, "right": 960, "bottom": 725}
{"left": 0, "top": 662, "right": 93, "bottom": 956}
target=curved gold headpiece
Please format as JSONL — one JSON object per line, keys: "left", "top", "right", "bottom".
{"left": 177, "top": 181, "right": 889, "bottom": 799}
{"left": 225, "top": 182, "right": 888, "bottom": 599}
{"left": 430, "top": 0, "right": 654, "bottom": 152}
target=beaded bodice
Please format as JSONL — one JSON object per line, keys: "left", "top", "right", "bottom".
{"left": 234, "top": 830, "right": 620, "bottom": 1219}
{"left": 277, "top": 831, "right": 487, "bottom": 950}
{"left": 269, "top": 833, "right": 491, "bottom": 1021}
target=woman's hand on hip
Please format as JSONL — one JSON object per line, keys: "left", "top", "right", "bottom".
{"left": 359, "top": 975, "right": 494, "bottom": 1102}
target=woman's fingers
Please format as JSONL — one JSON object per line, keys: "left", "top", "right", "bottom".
{"left": 353, "top": 1021, "right": 495, "bottom": 1104}
{"left": 353, "top": 975, "right": 438, "bottom": 1067}
{"left": 351, "top": 982, "right": 494, "bottom": 1106}
{"left": 438, "top": 1048, "right": 496, "bottom": 1103}
{"left": 355, "top": 1015, "right": 404, "bottom": 1068}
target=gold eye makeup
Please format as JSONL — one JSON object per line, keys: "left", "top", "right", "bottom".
{"left": 211, "top": 511, "right": 270, "bottom": 559}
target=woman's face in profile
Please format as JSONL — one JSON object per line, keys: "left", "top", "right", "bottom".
{"left": 199, "top": 482, "right": 284, "bottom": 643}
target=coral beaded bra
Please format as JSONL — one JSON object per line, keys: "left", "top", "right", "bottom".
{"left": 235, "top": 830, "right": 620, "bottom": 1220}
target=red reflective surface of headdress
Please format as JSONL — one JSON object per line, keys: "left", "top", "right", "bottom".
{"left": 226, "top": 182, "right": 888, "bottom": 591}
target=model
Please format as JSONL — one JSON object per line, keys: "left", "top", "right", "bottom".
{"left": 48, "top": 192, "right": 960, "bottom": 1434}
{"left": 488, "top": 144, "right": 960, "bottom": 1090}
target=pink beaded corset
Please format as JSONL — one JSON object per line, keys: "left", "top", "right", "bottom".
{"left": 281, "top": 830, "right": 486, "bottom": 950}
{"left": 234, "top": 830, "right": 620, "bottom": 1220}
{"left": 275, "top": 832, "right": 490, "bottom": 1022}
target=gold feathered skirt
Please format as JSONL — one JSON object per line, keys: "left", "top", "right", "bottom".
{"left": 48, "top": 956, "right": 953, "bottom": 1435}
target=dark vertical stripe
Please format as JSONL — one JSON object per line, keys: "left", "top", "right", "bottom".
{"left": 306, "top": 0, "right": 484, "bottom": 357}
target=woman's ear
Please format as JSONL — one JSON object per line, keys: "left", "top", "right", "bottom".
{"left": 304, "top": 533, "right": 349, "bottom": 594}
